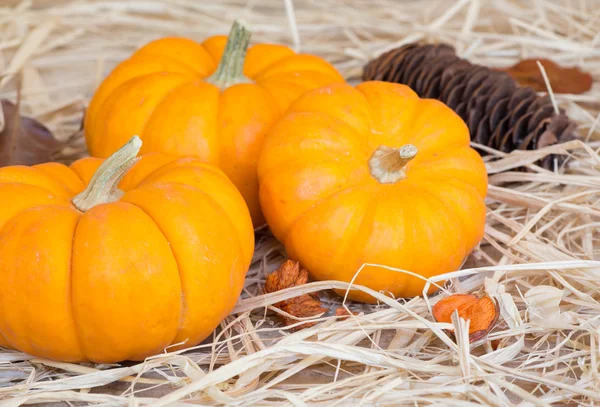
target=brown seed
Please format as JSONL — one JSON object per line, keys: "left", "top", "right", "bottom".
{"left": 433, "top": 294, "right": 500, "bottom": 343}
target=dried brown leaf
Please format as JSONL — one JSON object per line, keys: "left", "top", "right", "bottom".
{"left": 499, "top": 58, "right": 593, "bottom": 94}
{"left": 0, "top": 99, "right": 63, "bottom": 167}
{"left": 264, "top": 260, "right": 308, "bottom": 303}
{"left": 264, "top": 260, "right": 326, "bottom": 330}
{"left": 281, "top": 295, "right": 327, "bottom": 331}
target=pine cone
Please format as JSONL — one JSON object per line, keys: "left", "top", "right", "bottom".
{"left": 363, "top": 43, "right": 579, "bottom": 169}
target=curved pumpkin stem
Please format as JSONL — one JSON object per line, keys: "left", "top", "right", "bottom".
{"left": 368, "top": 144, "right": 417, "bottom": 184}
{"left": 206, "top": 20, "right": 252, "bottom": 89}
{"left": 72, "top": 136, "right": 142, "bottom": 211}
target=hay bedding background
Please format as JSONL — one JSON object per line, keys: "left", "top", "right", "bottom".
{"left": 1, "top": 0, "right": 600, "bottom": 405}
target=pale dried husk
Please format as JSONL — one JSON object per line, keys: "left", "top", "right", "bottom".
{"left": 0, "top": 0, "right": 599, "bottom": 406}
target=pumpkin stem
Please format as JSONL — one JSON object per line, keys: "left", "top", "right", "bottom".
{"left": 206, "top": 20, "right": 252, "bottom": 89}
{"left": 72, "top": 136, "right": 142, "bottom": 211}
{"left": 368, "top": 144, "right": 418, "bottom": 184}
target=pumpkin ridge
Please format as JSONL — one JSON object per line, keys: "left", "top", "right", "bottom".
{"left": 404, "top": 130, "right": 467, "bottom": 157}
{"left": 131, "top": 36, "right": 217, "bottom": 76}
{"left": 87, "top": 71, "right": 197, "bottom": 141}
{"left": 164, "top": 182, "right": 252, "bottom": 253}
{"left": 258, "top": 157, "right": 366, "bottom": 227}
{"left": 252, "top": 77, "right": 300, "bottom": 114}
{"left": 69, "top": 162, "right": 91, "bottom": 185}
{"left": 283, "top": 83, "right": 373, "bottom": 137}
{"left": 124, "top": 201, "right": 186, "bottom": 341}
{"left": 139, "top": 160, "right": 231, "bottom": 186}
{"left": 348, "top": 187, "right": 420, "bottom": 294}
{"left": 89, "top": 73, "right": 194, "bottom": 157}
{"left": 281, "top": 183, "right": 373, "bottom": 243}
{"left": 407, "top": 174, "right": 484, "bottom": 198}
{"left": 0, "top": 181, "right": 64, "bottom": 201}
{"left": 0, "top": 184, "right": 71, "bottom": 237}
{"left": 67, "top": 212, "right": 87, "bottom": 362}
{"left": 139, "top": 79, "right": 217, "bottom": 157}
{"left": 406, "top": 154, "right": 488, "bottom": 198}
{"left": 126, "top": 53, "right": 203, "bottom": 77}
{"left": 254, "top": 70, "right": 344, "bottom": 89}
{"left": 405, "top": 183, "right": 470, "bottom": 262}
{"left": 258, "top": 150, "right": 363, "bottom": 185}
{"left": 200, "top": 43, "right": 220, "bottom": 66}
{"left": 100, "top": 72, "right": 195, "bottom": 105}
{"left": 213, "top": 82, "right": 281, "bottom": 224}
{"left": 121, "top": 182, "right": 246, "bottom": 346}
{"left": 410, "top": 177, "right": 481, "bottom": 252}
{"left": 258, "top": 111, "right": 369, "bottom": 180}
{"left": 361, "top": 93, "right": 462, "bottom": 152}
{"left": 84, "top": 57, "right": 199, "bottom": 133}
{"left": 128, "top": 181, "right": 247, "bottom": 258}
{"left": 0, "top": 166, "right": 74, "bottom": 198}
{"left": 337, "top": 190, "right": 381, "bottom": 283}
{"left": 403, "top": 176, "right": 486, "bottom": 249}
{"left": 135, "top": 51, "right": 210, "bottom": 75}
{"left": 71, "top": 201, "right": 182, "bottom": 362}
{"left": 317, "top": 112, "right": 372, "bottom": 154}
{"left": 29, "top": 166, "right": 78, "bottom": 198}
{"left": 356, "top": 87, "right": 420, "bottom": 147}
{"left": 248, "top": 54, "right": 288, "bottom": 80}
{"left": 341, "top": 185, "right": 422, "bottom": 300}
{"left": 200, "top": 35, "right": 228, "bottom": 65}
{"left": 33, "top": 163, "right": 85, "bottom": 196}
{"left": 0, "top": 205, "right": 86, "bottom": 361}
{"left": 388, "top": 185, "right": 419, "bottom": 282}
{"left": 0, "top": 212, "right": 26, "bottom": 350}
{"left": 245, "top": 50, "right": 298, "bottom": 80}
{"left": 133, "top": 163, "right": 253, "bottom": 265}
{"left": 253, "top": 54, "right": 343, "bottom": 81}
{"left": 253, "top": 81, "right": 283, "bottom": 115}
{"left": 392, "top": 100, "right": 469, "bottom": 154}
{"left": 135, "top": 180, "right": 249, "bottom": 264}
{"left": 135, "top": 76, "right": 199, "bottom": 141}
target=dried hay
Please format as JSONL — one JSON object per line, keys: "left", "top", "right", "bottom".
{"left": 0, "top": 0, "right": 599, "bottom": 405}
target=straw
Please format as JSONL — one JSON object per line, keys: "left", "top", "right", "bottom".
{"left": 0, "top": 0, "right": 599, "bottom": 405}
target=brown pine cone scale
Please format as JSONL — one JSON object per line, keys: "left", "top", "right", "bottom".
{"left": 363, "top": 43, "right": 579, "bottom": 169}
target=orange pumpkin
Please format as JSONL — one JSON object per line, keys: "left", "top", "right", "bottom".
{"left": 257, "top": 81, "right": 488, "bottom": 303}
{"left": 84, "top": 21, "right": 344, "bottom": 227}
{"left": 0, "top": 136, "right": 253, "bottom": 363}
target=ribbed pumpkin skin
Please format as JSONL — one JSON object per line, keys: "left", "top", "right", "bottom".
{"left": 0, "top": 153, "right": 253, "bottom": 363}
{"left": 84, "top": 36, "right": 344, "bottom": 227}
{"left": 258, "top": 81, "right": 488, "bottom": 303}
